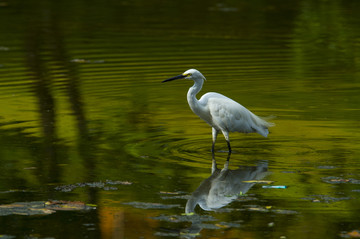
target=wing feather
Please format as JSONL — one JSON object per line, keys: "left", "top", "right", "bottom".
{"left": 207, "top": 96, "right": 273, "bottom": 137}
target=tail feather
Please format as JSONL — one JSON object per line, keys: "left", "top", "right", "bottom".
{"left": 250, "top": 114, "right": 275, "bottom": 137}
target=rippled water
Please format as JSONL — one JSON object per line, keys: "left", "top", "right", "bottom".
{"left": 1, "top": 0, "right": 360, "bottom": 238}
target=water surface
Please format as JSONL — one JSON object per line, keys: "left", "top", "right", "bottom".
{"left": 0, "top": 0, "right": 360, "bottom": 238}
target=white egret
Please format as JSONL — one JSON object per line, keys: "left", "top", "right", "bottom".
{"left": 162, "top": 69, "right": 274, "bottom": 153}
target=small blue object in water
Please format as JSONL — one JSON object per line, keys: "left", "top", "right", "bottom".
{"left": 262, "top": 185, "right": 287, "bottom": 189}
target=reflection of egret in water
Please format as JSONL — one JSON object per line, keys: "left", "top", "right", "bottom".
{"left": 185, "top": 154, "right": 268, "bottom": 214}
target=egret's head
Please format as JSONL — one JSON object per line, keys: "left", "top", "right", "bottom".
{"left": 162, "top": 69, "right": 206, "bottom": 83}
{"left": 182, "top": 69, "right": 206, "bottom": 81}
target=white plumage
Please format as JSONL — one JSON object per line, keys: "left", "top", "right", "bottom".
{"left": 162, "top": 69, "right": 274, "bottom": 152}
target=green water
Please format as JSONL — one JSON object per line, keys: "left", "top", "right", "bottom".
{"left": 0, "top": 0, "right": 360, "bottom": 238}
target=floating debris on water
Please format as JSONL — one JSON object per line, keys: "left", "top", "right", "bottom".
{"left": 242, "top": 180, "right": 274, "bottom": 184}
{"left": 159, "top": 191, "right": 184, "bottom": 195}
{"left": 0, "top": 200, "right": 96, "bottom": 216}
{"left": 322, "top": 176, "right": 360, "bottom": 184}
{"left": 181, "top": 212, "right": 195, "bottom": 216}
{"left": 339, "top": 229, "right": 360, "bottom": 238}
{"left": 302, "top": 195, "right": 352, "bottom": 203}
{"left": 215, "top": 222, "right": 241, "bottom": 228}
{"left": 159, "top": 191, "right": 189, "bottom": 200}
{"left": 242, "top": 205, "right": 298, "bottom": 214}
{"left": 280, "top": 171, "right": 297, "bottom": 174}
{"left": 154, "top": 232, "right": 180, "bottom": 237}
{"left": 262, "top": 185, "right": 287, "bottom": 189}
{"left": 70, "top": 58, "right": 105, "bottom": 64}
{"left": 45, "top": 200, "right": 97, "bottom": 211}
{"left": 317, "top": 165, "right": 337, "bottom": 169}
{"left": 123, "top": 201, "right": 180, "bottom": 210}
{"left": 55, "top": 180, "right": 132, "bottom": 192}
{"left": 152, "top": 213, "right": 216, "bottom": 223}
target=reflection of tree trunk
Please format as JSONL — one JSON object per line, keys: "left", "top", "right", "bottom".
{"left": 24, "top": 3, "right": 101, "bottom": 235}
{"left": 50, "top": 10, "right": 98, "bottom": 203}
{"left": 49, "top": 4, "right": 100, "bottom": 235}
{"left": 50, "top": 11, "right": 89, "bottom": 139}
{"left": 25, "top": 26, "right": 59, "bottom": 186}
{"left": 24, "top": 0, "right": 99, "bottom": 196}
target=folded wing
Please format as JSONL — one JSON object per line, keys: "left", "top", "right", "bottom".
{"left": 208, "top": 97, "right": 274, "bottom": 137}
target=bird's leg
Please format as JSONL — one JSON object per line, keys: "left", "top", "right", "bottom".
{"left": 226, "top": 151, "right": 231, "bottom": 161}
{"left": 211, "top": 128, "right": 218, "bottom": 153}
{"left": 221, "top": 130, "right": 232, "bottom": 153}
{"left": 226, "top": 141, "right": 232, "bottom": 153}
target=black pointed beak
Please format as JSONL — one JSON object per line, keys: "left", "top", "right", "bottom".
{"left": 162, "top": 74, "right": 186, "bottom": 83}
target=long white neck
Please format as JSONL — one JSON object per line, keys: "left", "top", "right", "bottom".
{"left": 187, "top": 79, "right": 203, "bottom": 111}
